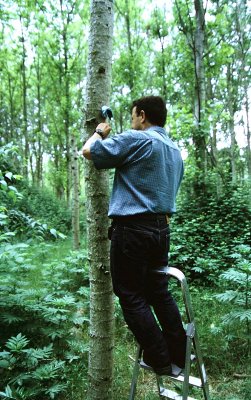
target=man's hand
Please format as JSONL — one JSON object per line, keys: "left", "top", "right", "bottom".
{"left": 96, "top": 122, "right": 111, "bottom": 139}
{"left": 82, "top": 123, "right": 112, "bottom": 160}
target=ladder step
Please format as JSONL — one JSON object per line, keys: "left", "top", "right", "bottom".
{"left": 168, "top": 374, "right": 202, "bottom": 388}
{"left": 159, "top": 387, "right": 197, "bottom": 400}
{"left": 139, "top": 361, "right": 182, "bottom": 377}
{"left": 139, "top": 361, "right": 202, "bottom": 387}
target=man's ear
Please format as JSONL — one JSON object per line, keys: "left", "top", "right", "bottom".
{"left": 140, "top": 110, "right": 146, "bottom": 122}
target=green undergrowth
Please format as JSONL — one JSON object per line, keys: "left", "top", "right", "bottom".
{"left": 1, "top": 236, "right": 250, "bottom": 399}
{"left": 113, "top": 283, "right": 251, "bottom": 400}
{"left": 113, "top": 334, "right": 251, "bottom": 400}
{"left": 0, "top": 237, "right": 89, "bottom": 400}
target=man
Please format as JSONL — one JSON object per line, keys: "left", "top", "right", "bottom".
{"left": 82, "top": 96, "right": 186, "bottom": 375}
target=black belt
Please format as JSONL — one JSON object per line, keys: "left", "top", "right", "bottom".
{"left": 112, "top": 213, "right": 171, "bottom": 224}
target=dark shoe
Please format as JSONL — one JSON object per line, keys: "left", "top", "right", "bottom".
{"left": 171, "top": 359, "right": 185, "bottom": 369}
{"left": 154, "top": 364, "right": 173, "bottom": 376}
{"left": 171, "top": 353, "right": 196, "bottom": 369}
{"left": 142, "top": 352, "right": 172, "bottom": 376}
{"left": 140, "top": 359, "right": 172, "bottom": 376}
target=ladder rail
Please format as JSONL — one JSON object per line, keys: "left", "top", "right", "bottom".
{"left": 128, "top": 266, "right": 210, "bottom": 400}
{"left": 153, "top": 266, "right": 195, "bottom": 321}
{"left": 128, "top": 346, "right": 141, "bottom": 400}
{"left": 154, "top": 266, "right": 210, "bottom": 400}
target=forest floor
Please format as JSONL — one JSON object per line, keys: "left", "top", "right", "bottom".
{"left": 112, "top": 288, "right": 251, "bottom": 400}
{"left": 28, "top": 239, "right": 251, "bottom": 400}
{"left": 113, "top": 335, "right": 250, "bottom": 400}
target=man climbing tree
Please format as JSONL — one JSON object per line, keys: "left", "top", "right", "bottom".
{"left": 83, "top": 96, "right": 186, "bottom": 377}
{"left": 83, "top": 1, "right": 114, "bottom": 399}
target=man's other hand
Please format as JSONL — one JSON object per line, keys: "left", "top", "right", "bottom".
{"left": 82, "top": 123, "right": 112, "bottom": 160}
{"left": 96, "top": 122, "right": 111, "bottom": 139}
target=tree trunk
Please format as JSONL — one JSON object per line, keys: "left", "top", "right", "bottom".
{"left": 227, "top": 63, "right": 237, "bottom": 184}
{"left": 35, "top": 51, "right": 43, "bottom": 186}
{"left": 20, "top": 16, "right": 29, "bottom": 178}
{"left": 174, "top": 0, "right": 207, "bottom": 197}
{"left": 193, "top": 0, "right": 206, "bottom": 194}
{"left": 7, "top": 71, "right": 15, "bottom": 141}
{"left": 234, "top": 0, "right": 251, "bottom": 182}
{"left": 60, "top": 1, "right": 72, "bottom": 206}
{"left": 54, "top": 145, "right": 65, "bottom": 199}
{"left": 245, "top": 85, "right": 251, "bottom": 182}
{"left": 125, "top": 0, "right": 134, "bottom": 91}
{"left": 84, "top": 1, "right": 114, "bottom": 399}
{"left": 71, "top": 134, "right": 80, "bottom": 250}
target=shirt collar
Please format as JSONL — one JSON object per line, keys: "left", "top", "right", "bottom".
{"left": 146, "top": 125, "right": 167, "bottom": 136}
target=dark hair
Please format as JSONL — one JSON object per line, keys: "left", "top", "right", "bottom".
{"left": 131, "top": 96, "right": 167, "bottom": 127}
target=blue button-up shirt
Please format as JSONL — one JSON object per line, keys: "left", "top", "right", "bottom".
{"left": 90, "top": 126, "right": 183, "bottom": 217}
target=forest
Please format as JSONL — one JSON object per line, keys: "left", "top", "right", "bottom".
{"left": 0, "top": 0, "right": 250, "bottom": 399}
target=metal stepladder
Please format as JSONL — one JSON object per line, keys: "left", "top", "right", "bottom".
{"left": 128, "top": 266, "right": 210, "bottom": 400}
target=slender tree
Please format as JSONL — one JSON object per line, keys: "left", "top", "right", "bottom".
{"left": 83, "top": 1, "right": 114, "bottom": 399}
{"left": 174, "top": 0, "right": 207, "bottom": 196}
{"left": 193, "top": 0, "right": 206, "bottom": 175}
{"left": 19, "top": 10, "right": 29, "bottom": 178}
{"left": 112, "top": 0, "right": 148, "bottom": 132}
{"left": 71, "top": 132, "right": 80, "bottom": 249}
{"left": 234, "top": 0, "right": 251, "bottom": 182}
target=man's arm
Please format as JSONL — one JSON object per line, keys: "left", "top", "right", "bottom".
{"left": 82, "top": 123, "right": 111, "bottom": 160}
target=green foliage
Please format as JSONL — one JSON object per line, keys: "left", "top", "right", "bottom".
{"left": 0, "top": 144, "right": 22, "bottom": 178}
{"left": 0, "top": 144, "right": 69, "bottom": 241}
{"left": 0, "top": 144, "right": 23, "bottom": 205}
{"left": 0, "top": 1, "right": 250, "bottom": 398}
{"left": 214, "top": 244, "right": 251, "bottom": 351}
{"left": 0, "top": 238, "right": 89, "bottom": 399}
{"left": 11, "top": 182, "right": 71, "bottom": 235}
{"left": 5, "top": 209, "right": 66, "bottom": 241}
{"left": 0, "top": 144, "right": 89, "bottom": 399}
{"left": 171, "top": 185, "right": 251, "bottom": 285}
{"left": 0, "top": 333, "right": 67, "bottom": 399}
{"left": 111, "top": 286, "right": 251, "bottom": 400}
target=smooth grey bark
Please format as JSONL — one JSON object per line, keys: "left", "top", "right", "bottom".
{"left": 245, "top": 86, "right": 251, "bottom": 181}
{"left": 175, "top": 0, "right": 207, "bottom": 195}
{"left": 235, "top": 0, "right": 251, "bottom": 182}
{"left": 6, "top": 70, "right": 16, "bottom": 142}
{"left": 33, "top": 51, "right": 43, "bottom": 186}
{"left": 227, "top": 62, "right": 237, "bottom": 184}
{"left": 71, "top": 134, "right": 80, "bottom": 250}
{"left": 84, "top": 1, "right": 114, "bottom": 399}
{"left": 194, "top": 0, "right": 206, "bottom": 128}
{"left": 60, "top": 0, "right": 74, "bottom": 206}
{"left": 153, "top": 9, "right": 168, "bottom": 98}
{"left": 20, "top": 15, "right": 29, "bottom": 178}
{"left": 193, "top": 0, "right": 207, "bottom": 192}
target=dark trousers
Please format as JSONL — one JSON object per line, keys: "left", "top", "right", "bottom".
{"left": 110, "top": 215, "right": 186, "bottom": 369}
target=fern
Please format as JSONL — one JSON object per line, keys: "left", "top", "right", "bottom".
{"left": 23, "top": 344, "right": 53, "bottom": 367}
{"left": 215, "top": 244, "right": 251, "bottom": 351}
{"left": 215, "top": 290, "right": 240, "bottom": 303}
{"left": 5, "top": 334, "right": 29, "bottom": 352}
{"left": 0, "top": 236, "right": 89, "bottom": 398}
{"left": 220, "top": 268, "right": 250, "bottom": 285}
{"left": 0, "top": 314, "right": 24, "bottom": 324}
{"left": 31, "top": 360, "right": 65, "bottom": 380}
{"left": 0, "top": 385, "right": 15, "bottom": 399}
{"left": 7, "top": 210, "right": 66, "bottom": 241}
{"left": 45, "top": 383, "right": 67, "bottom": 399}
{"left": 0, "top": 385, "right": 38, "bottom": 400}
{"left": 221, "top": 310, "right": 251, "bottom": 325}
